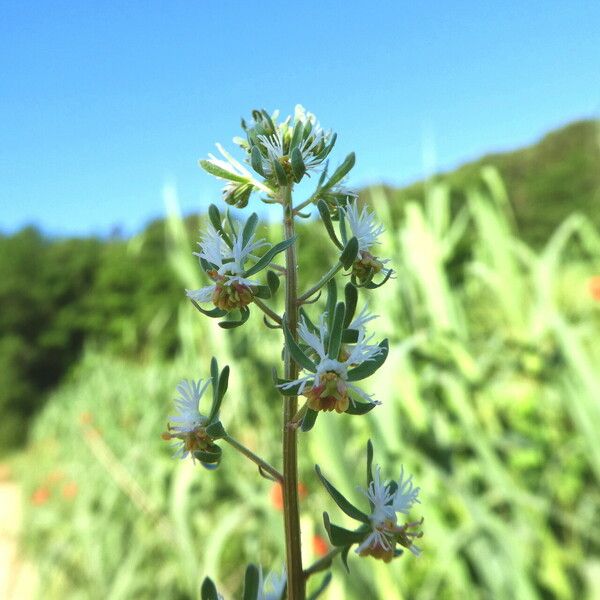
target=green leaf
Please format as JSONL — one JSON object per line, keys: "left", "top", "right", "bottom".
{"left": 242, "top": 564, "right": 260, "bottom": 600}
{"left": 218, "top": 306, "right": 251, "bottom": 329}
{"left": 317, "top": 199, "right": 343, "bottom": 249}
{"left": 323, "top": 511, "right": 366, "bottom": 546}
{"left": 283, "top": 321, "right": 317, "bottom": 372}
{"left": 322, "top": 152, "right": 355, "bottom": 190}
{"left": 327, "top": 302, "right": 346, "bottom": 359}
{"left": 347, "top": 339, "right": 389, "bottom": 381}
{"left": 266, "top": 270, "right": 280, "bottom": 295}
{"left": 315, "top": 466, "right": 370, "bottom": 524}
{"left": 207, "top": 204, "right": 233, "bottom": 246}
{"left": 289, "top": 119, "right": 304, "bottom": 152}
{"left": 194, "top": 444, "right": 222, "bottom": 465}
{"left": 217, "top": 366, "right": 229, "bottom": 401}
{"left": 210, "top": 357, "right": 219, "bottom": 405}
{"left": 341, "top": 328, "right": 359, "bottom": 344}
{"left": 291, "top": 147, "right": 306, "bottom": 183}
{"left": 242, "top": 213, "right": 259, "bottom": 247}
{"left": 251, "top": 145, "right": 265, "bottom": 177}
{"left": 301, "top": 408, "right": 318, "bottom": 432}
{"left": 345, "top": 399, "right": 378, "bottom": 415}
{"left": 343, "top": 283, "right": 358, "bottom": 328}
{"left": 201, "top": 577, "right": 220, "bottom": 600}
{"left": 325, "top": 279, "right": 337, "bottom": 333}
{"left": 190, "top": 300, "right": 226, "bottom": 319}
{"left": 205, "top": 420, "right": 226, "bottom": 439}
{"left": 338, "top": 206, "right": 348, "bottom": 244}
{"left": 200, "top": 159, "right": 248, "bottom": 183}
{"left": 308, "top": 573, "right": 332, "bottom": 600}
{"left": 340, "top": 236, "right": 359, "bottom": 269}
{"left": 208, "top": 365, "right": 229, "bottom": 422}
{"left": 363, "top": 269, "right": 394, "bottom": 289}
{"left": 273, "top": 158, "right": 288, "bottom": 186}
{"left": 253, "top": 284, "right": 272, "bottom": 299}
{"left": 341, "top": 545, "right": 352, "bottom": 573}
{"left": 366, "top": 439, "right": 374, "bottom": 488}
{"left": 243, "top": 237, "right": 296, "bottom": 277}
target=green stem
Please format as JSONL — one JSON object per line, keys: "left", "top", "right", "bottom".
{"left": 223, "top": 434, "right": 283, "bottom": 483}
{"left": 297, "top": 262, "right": 343, "bottom": 304}
{"left": 303, "top": 547, "right": 342, "bottom": 579}
{"left": 282, "top": 185, "right": 305, "bottom": 599}
{"left": 253, "top": 297, "right": 282, "bottom": 325}
{"left": 293, "top": 192, "right": 319, "bottom": 215}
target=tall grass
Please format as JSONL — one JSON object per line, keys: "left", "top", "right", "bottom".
{"left": 21, "top": 171, "right": 600, "bottom": 599}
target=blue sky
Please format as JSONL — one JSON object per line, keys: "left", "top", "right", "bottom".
{"left": 1, "top": 1, "right": 599, "bottom": 236}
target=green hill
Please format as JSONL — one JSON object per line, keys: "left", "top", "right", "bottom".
{"left": 379, "top": 119, "right": 600, "bottom": 246}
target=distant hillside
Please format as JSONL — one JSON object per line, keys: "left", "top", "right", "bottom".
{"left": 376, "top": 119, "right": 600, "bottom": 246}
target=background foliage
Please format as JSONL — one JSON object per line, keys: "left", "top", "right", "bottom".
{"left": 2, "top": 119, "right": 599, "bottom": 598}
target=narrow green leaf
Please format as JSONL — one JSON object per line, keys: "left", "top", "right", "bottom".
{"left": 273, "top": 158, "right": 288, "bottom": 186}
{"left": 251, "top": 145, "right": 265, "bottom": 176}
{"left": 341, "top": 545, "right": 351, "bottom": 573}
{"left": 338, "top": 206, "right": 348, "bottom": 244}
{"left": 301, "top": 408, "right": 318, "bottom": 432}
{"left": 317, "top": 199, "right": 343, "bottom": 249}
{"left": 289, "top": 120, "right": 304, "bottom": 152}
{"left": 200, "top": 159, "right": 248, "bottom": 183}
{"left": 327, "top": 302, "right": 346, "bottom": 359}
{"left": 363, "top": 269, "right": 394, "bottom": 289}
{"left": 210, "top": 357, "right": 219, "bottom": 405}
{"left": 322, "top": 152, "right": 355, "bottom": 191}
{"left": 242, "top": 564, "right": 260, "bottom": 600}
{"left": 340, "top": 236, "right": 359, "bottom": 269}
{"left": 207, "top": 203, "right": 232, "bottom": 246}
{"left": 266, "top": 270, "right": 280, "bottom": 294}
{"left": 291, "top": 147, "right": 306, "bottom": 183}
{"left": 341, "top": 329, "right": 359, "bottom": 344}
{"left": 325, "top": 279, "right": 337, "bottom": 333}
{"left": 242, "top": 213, "right": 259, "bottom": 247}
{"left": 283, "top": 321, "right": 317, "bottom": 372}
{"left": 243, "top": 237, "right": 296, "bottom": 277}
{"left": 323, "top": 512, "right": 366, "bottom": 547}
{"left": 205, "top": 420, "right": 226, "bottom": 439}
{"left": 366, "top": 439, "right": 374, "bottom": 488}
{"left": 201, "top": 577, "right": 220, "bottom": 600}
{"left": 315, "top": 466, "right": 370, "bottom": 524}
{"left": 346, "top": 339, "right": 389, "bottom": 381}
{"left": 194, "top": 444, "right": 222, "bottom": 465}
{"left": 190, "top": 300, "right": 226, "bottom": 319}
{"left": 345, "top": 400, "right": 378, "bottom": 415}
{"left": 343, "top": 283, "right": 358, "bottom": 327}
{"left": 218, "top": 306, "right": 251, "bottom": 329}
{"left": 253, "top": 285, "right": 272, "bottom": 299}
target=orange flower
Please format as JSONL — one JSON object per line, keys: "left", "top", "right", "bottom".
{"left": 62, "top": 481, "right": 78, "bottom": 500}
{"left": 312, "top": 534, "right": 329, "bottom": 557}
{"left": 589, "top": 276, "right": 600, "bottom": 301}
{"left": 31, "top": 487, "right": 51, "bottom": 506}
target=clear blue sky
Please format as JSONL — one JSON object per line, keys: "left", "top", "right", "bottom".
{"left": 1, "top": 1, "right": 599, "bottom": 236}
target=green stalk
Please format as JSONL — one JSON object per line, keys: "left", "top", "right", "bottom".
{"left": 281, "top": 184, "right": 305, "bottom": 599}
{"left": 222, "top": 434, "right": 283, "bottom": 483}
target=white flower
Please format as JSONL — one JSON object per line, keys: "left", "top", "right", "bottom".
{"left": 279, "top": 314, "right": 384, "bottom": 407}
{"left": 258, "top": 566, "right": 286, "bottom": 600}
{"left": 341, "top": 200, "right": 385, "bottom": 253}
{"left": 165, "top": 379, "right": 211, "bottom": 459}
{"left": 356, "top": 464, "right": 422, "bottom": 558}
{"left": 206, "top": 143, "right": 254, "bottom": 181}
{"left": 186, "top": 222, "right": 269, "bottom": 305}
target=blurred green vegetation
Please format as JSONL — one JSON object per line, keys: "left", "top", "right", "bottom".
{"left": 17, "top": 161, "right": 600, "bottom": 598}
{"left": 2, "top": 118, "right": 599, "bottom": 597}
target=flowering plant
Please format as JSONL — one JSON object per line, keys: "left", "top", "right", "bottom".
{"left": 164, "top": 107, "right": 423, "bottom": 599}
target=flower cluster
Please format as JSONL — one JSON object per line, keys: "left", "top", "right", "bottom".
{"left": 280, "top": 309, "right": 385, "bottom": 414}
{"left": 186, "top": 222, "right": 268, "bottom": 311}
{"left": 356, "top": 465, "right": 423, "bottom": 561}
{"left": 342, "top": 200, "right": 393, "bottom": 286}
{"left": 317, "top": 441, "right": 423, "bottom": 565}
{"left": 162, "top": 360, "right": 229, "bottom": 467}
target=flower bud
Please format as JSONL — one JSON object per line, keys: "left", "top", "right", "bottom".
{"left": 212, "top": 280, "right": 254, "bottom": 311}
{"left": 352, "top": 250, "right": 384, "bottom": 283}
{"left": 305, "top": 372, "right": 349, "bottom": 413}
